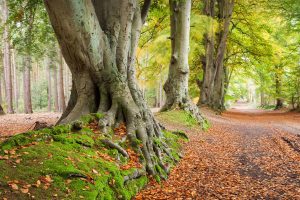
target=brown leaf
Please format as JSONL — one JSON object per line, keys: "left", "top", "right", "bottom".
{"left": 20, "top": 188, "right": 29, "bottom": 194}
{"left": 92, "top": 169, "right": 98, "bottom": 174}
{"left": 10, "top": 183, "right": 19, "bottom": 190}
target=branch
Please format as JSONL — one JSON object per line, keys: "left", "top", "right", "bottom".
{"left": 141, "top": 0, "right": 151, "bottom": 24}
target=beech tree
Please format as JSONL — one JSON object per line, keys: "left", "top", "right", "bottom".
{"left": 198, "top": 0, "right": 234, "bottom": 110}
{"left": 163, "top": 0, "right": 204, "bottom": 123}
{"left": 44, "top": 0, "right": 174, "bottom": 175}
{"left": 2, "top": 0, "right": 14, "bottom": 114}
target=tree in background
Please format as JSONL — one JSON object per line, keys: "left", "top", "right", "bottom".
{"left": 1, "top": 0, "right": 14, "bottom": 113}
{"left": 162, "top": 0, "right": 204, "bottom": 123}
{"left": 198, "top": 0, "right": 234, "bottom": 110}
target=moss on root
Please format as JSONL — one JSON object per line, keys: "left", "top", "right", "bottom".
{"left": 0, "top": 113, "right": 185, "bottom": 200}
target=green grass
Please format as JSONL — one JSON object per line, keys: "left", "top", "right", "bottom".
{"left": 157, "top": 110, "right": 210, "bottom": 130}
{"left": 0, "top": 113, "right": 184, "bottom": 200}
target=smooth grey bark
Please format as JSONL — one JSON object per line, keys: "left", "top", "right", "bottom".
{"left": 2, "top": 0, "right": 14, "bottom": 114}
{"left": 211, "top": 0, "right": 234, "bottom": 110}
{"left": 45, "top": 0, "right": 174, "bottom": 175}
{"left": 199, "top": 0, "right": 234, "bottom": 111}
{"left": 162, "top": 0, "right": 204, "bottom": 123}
{"left": 58, "top": 50, "right": 66, "bottom": 112}
{"left": 23, "top": 56, "right": 33, "bottom": 114}
{"left": 199, "top": 0, "right": 216, "bottom": 105}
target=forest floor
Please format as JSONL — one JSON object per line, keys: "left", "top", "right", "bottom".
{"left": 136, "top": 107, "right": 300, "bottom": 199}
{"left": 0, "top": 113, "right": 60, "bottom": 142}
{"left": 1, "top": 107, "right": 300, "bottom": 199}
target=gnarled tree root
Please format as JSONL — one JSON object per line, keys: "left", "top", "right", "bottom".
{"left": 100, "top": 139, "right": 129, "bottom": 158}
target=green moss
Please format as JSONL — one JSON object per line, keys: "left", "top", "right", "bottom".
{"left": 157, "top": 110, "right": 210, "bottom": 130}
{"left": 0, "top": 113, "right": 185, "bottom": 200}
{"left": 157, "top": 110, "right": 198, "bottom": 128}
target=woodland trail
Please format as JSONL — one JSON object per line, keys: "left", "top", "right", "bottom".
{"left": 0, "top": 113, "right": 60, "bottom": 141}
{"left": 136, "top": 108, "right": 300, "bottom": 199}
{"left": 1, "top": 109, "right": 300, "bottom": 199}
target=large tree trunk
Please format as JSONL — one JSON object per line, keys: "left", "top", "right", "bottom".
{"left": 199, "top": 0, "right": 234, "bottom": 111}
{"left": 199, "top": 0, "right": 216, "bottom": 105}
{"left": 58, "top": 50, "right": 66, "bottom": 112}
{"left": 211, "top": 0, "right": 234, "bottom": 110}
{"left": 162, "top": 0, "right": 204, "bottom": 123}
{"left": 23, "top": 56, "right": 33, "bottom": 114}
{"left": 45, "top": 0, "right": 174, "bottom": 175}
{"left": 2, "top": 0, "right": 14, "bottom": 114}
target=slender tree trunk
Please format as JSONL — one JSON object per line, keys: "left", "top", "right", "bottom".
{"left": 275, "top": 65, "right": 283, "bottom": 110}
{"left": 162, "top": 0, "right": 204, "bottom": 123}
{"left": 23, "top": 56, "right": 33, "bottom": 114}
{"left": 2, "top": 0, "right": 14, "bottom": 113}
{"left": 12, "top": 49, "right": 19, "bottom": 113}
{"left": 58, "top": 50, "right": 66, "bottom": 112}
{"left": 45, "top": 0, "right": 175, "bottom": 176}
{"left": 46, "top": 58, "right": 52, "bottom": 112}
{"left": 53, "top": 66, "right": 59, "bottom": 112}
{"left": 199, "top": 0, "right": 216, "bottom": 105}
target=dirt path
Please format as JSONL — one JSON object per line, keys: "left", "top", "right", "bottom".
{"left": 136, "top": 109, "right": 300, "bottom": 199}
{"left": 0, "top": 113, "right": 61, "bottom": 139}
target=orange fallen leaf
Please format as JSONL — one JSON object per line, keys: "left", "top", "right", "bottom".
{"left": 20, "top": 188, "right": 29, "bottom": 193}
{"left": 10, "top": 183, "right": 19, "bottom": 190}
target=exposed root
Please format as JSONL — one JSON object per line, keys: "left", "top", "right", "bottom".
{"left": 123, "top": 169, "right": 146, "bottom": 183}
{"left": 172, "top": 131, "right": 189, "bottom": 140}
{"left": 100, "top": 139, "right": 129, "bottom": 158}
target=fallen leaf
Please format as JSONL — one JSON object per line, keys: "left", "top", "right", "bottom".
{"left": 10, "top": 183, "right": 19, "bottom": 190}
{"left": 20, "top": 188, "right": 29, "bottom": 193}
{"left": 92, "top": 169, "right": 98, "bottom": 174}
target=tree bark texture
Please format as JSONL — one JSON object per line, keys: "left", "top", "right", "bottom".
{"left": 45, "top": 0, "right": 174, "bottom": 175}
{"left": 58, "top": 50, "right": 66, "bottom": 112}
{"left": 163, "top": 0, "right": 204, "bottom": 123}
{"left": 2, "top": 0, "right": 14, "bottom": 114}
{"left": 53, "top": 66, "right": 59, "bottom": 112}
{"left": 199, "top": 0, "right": 216, "bottom": 105}
{"left": 46, "top": 57, "right": 52, "bottom": 112}
{"left": 23, "top": 56, "right": 33, "bottom": 114}
{"left": 199, "top": 0, "right": 234, "bottom": 111}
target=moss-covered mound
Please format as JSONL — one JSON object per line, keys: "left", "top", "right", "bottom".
{"left": 0, "top": 114, "right": 185, "bottom": 200}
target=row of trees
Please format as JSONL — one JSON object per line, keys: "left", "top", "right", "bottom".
{"left": 1, "top": 0, "right": 300, "bottom": 117}
{"left": 138, "top": 0, "right": 300, "bottom": 111}
{"left": 0, "top": 0, "right": 72, "bottom": 114}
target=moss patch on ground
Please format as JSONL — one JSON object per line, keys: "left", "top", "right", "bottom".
{"left": 156, "top": 110, "right": 210, "bottom": 130}
{"left": 0, "top": 114, "right": 185, "bottom": 200}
